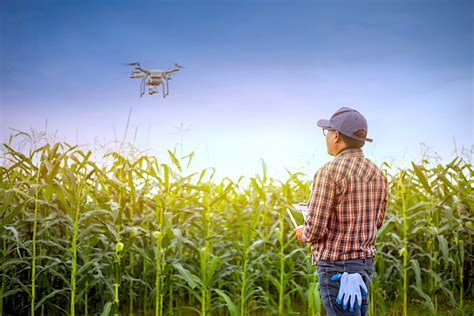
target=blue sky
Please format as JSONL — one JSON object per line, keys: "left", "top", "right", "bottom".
{"left": 1, "top": 0, "right": 472, "bottom": 182}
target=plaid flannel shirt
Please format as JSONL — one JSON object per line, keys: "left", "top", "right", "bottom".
{"left": 302, "top": 148, "right": 388, "bottom": 265}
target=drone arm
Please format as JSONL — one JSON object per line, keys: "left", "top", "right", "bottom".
{"left": 164, "top": 69, "right": 179, "bottom": 75}
{"left": 136, "top": 66, "right": 151, "bottom": 75}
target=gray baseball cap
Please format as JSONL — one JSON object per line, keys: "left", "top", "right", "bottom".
{"left": 317, "top": 107, "right": 373, "bottom": 142}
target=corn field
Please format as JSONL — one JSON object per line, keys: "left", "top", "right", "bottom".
{"left": 0, "top": 131, "right": 472, "bottom": 316}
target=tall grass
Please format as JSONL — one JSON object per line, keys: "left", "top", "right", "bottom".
{"left": 31, "top": 151, "right": 41, "bottom": 316}
{"left": 0, "top": 131, "right": 472, "bottom": 315}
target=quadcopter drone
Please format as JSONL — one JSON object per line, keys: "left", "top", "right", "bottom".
{"left": 128, "top": 62, "right": 181, "bottom": 98}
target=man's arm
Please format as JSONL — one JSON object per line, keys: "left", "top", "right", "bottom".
{"left": 301, "top": 167, "right": 336, "bottom": 244}
{"left": 376, "top": 177, "right": 388, "bottom": 229}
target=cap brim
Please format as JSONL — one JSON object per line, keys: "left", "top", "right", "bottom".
{"left": 316, "top": 119, "right": 331, "bottom": 128}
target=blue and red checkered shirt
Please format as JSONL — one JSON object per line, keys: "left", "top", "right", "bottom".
{"left": 302, "top": 148, "right": 388, "bottom": 265}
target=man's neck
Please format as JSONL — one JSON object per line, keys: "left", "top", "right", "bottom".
{"left": 334, "top": 146, "right": 351, "bottom": 156}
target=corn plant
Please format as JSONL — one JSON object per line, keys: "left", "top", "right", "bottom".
{"left": 0, "top": 131, "right": 472, "bottom": 315}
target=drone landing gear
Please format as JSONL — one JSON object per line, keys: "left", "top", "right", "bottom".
{"left": 140, "top": 77, "right": 146, "bottom": 98}
{"left": 161, "top": 79, "right": 170, "bottom": 98}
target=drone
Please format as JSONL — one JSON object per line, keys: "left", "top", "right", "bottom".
{"left": 128, "top": 62, "right": 181, "bottom": 98}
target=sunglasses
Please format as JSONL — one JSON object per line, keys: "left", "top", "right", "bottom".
{"left": 322, "top": 128, "right": 336, "bottom": 136}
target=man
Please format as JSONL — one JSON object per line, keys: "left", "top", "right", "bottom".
{"left": 294, "top": 107, "right": 388, "bottom": 316}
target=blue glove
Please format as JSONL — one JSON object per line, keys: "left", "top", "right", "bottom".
{"left": 331, "top": 272, "right": 368, "bottom": 313}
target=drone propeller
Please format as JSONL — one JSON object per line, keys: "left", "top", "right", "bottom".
{"left": 127, "top": 62, "right": 141, "bottom": 67}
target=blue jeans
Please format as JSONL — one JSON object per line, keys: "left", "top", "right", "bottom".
{"left": 317, "top": 257, "right": 374, "bottom": 316}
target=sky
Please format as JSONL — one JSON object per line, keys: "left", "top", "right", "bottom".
{"left": 1, "top": 0, "right": 472, "bottom": 182}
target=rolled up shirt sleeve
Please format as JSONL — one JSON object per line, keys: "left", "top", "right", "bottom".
{"left": 302, "top": 167, "right": 336, "bottom": 244}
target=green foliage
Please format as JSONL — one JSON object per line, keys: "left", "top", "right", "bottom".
{"left": 0, "top": 132, "right": 472, "bottom": 315}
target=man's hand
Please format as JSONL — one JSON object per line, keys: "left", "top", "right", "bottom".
{"left": 294, "top": 225, "right": 304, "bottom": 243}
{"left": 331, "top": 272, "right": 368, "bottom": 313}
